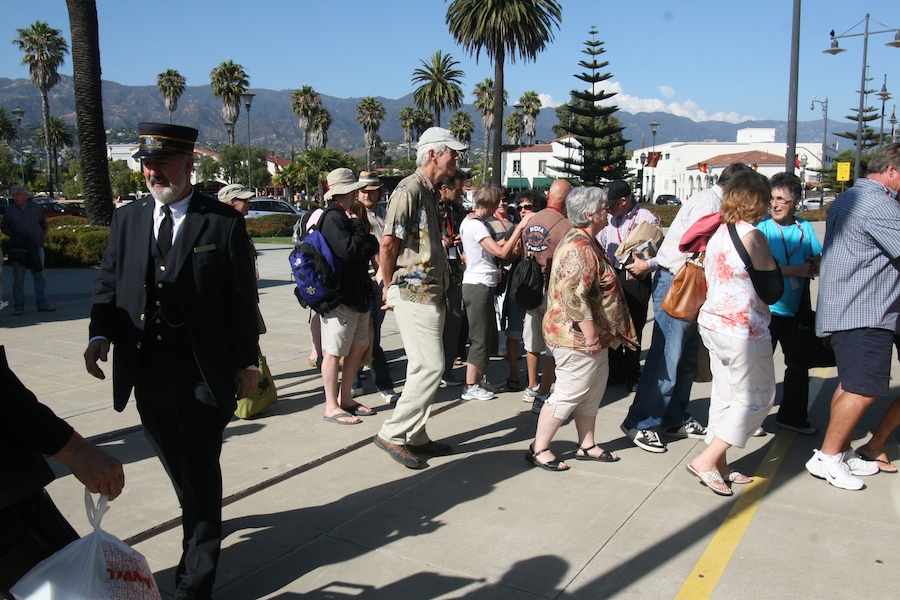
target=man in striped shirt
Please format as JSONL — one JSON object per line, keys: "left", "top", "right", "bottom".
{"left": 806, "top": 144, "right": 900, "bottom": 491}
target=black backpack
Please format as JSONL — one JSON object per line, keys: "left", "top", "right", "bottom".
{"left": 509, "top": 254, "right": 544, "bottom": 310}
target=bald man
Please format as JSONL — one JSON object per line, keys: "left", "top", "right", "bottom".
{"left": 520, "top": 179, "right": 571, "bottom": 411}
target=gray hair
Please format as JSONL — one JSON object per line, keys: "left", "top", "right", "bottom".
{"left": 416, "top": 142, "right": 449, "bottom": 167}
{"left": 566, "top": 186, "right": 607, "bottom": 227}
{"left": 9, "top": 184, "right": 27, "bottom": 196}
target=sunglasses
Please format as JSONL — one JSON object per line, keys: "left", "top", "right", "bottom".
{"left": 518, "top": 204, "right": 534, "bottom": 211}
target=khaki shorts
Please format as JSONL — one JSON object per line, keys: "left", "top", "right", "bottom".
{"left": 523, "top": 294, "right": 547, "bottom": 353}
{"left": 321, "top": 304, "right": 370, "bottom": 357}
{"left": 545, "top": 346, "right": 609, "bottom": 420}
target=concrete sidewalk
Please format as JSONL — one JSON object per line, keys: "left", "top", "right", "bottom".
{"left": 2, "top": 226, "right": 898, "bottom": 599}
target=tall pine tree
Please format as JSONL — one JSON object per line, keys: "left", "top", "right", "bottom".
{"left": 552, "top": 27, "right": 628, "bottom": 184}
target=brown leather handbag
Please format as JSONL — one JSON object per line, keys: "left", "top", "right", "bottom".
{"left": 660, "top": 253, "right": 707, "bottom": 322}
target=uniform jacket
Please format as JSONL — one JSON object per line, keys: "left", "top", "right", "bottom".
{"left": 89, "top": 191, "right": 259, "bottom": 412}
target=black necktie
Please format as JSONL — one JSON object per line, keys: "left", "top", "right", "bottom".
{"left": 158, "top": 205, "right": 173, "bottom": 258}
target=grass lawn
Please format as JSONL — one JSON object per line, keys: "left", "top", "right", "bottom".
{"left": 253, "top": 237, "right": 293, "bottom": 244}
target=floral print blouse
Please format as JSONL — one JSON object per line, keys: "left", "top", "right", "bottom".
{"left": 543, "top": 228, "right": 638, "bottom": 351}
{"left": 698, "top": 222, "right": 771, "bottom": 340}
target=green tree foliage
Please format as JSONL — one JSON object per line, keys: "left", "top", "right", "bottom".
{"left": 0, "top": 107, "right": 16, "bottom": 143}
{"left": 309, "top": 104, "right": 332, "bottom": 149}
{"left": 13, "top": 20, "right": 69, "bottom": 196}
{"left": 157, "top": 68, "right": 186, "bottom": 124}
{"left": 446, "top": 0, "right": 562, "bottom": 184}
{"left": 398, "top": 106, "right": 416, "bottom": 159}
{"left": 210, "top": 60, "right": 249, "bottom": 142}
{"left": 518, "top": 90, "right": 541, "bottom": 145}
{"left": 0, "top": 147, "right": 21, "bottom": 188}
{"left": 505, "top": 112, "right": 523, "bottom": 146}
{"left": 295, "top": 148, "right": 355, "bottom": 204}
{"left": 108, "top": 159, "right": 135, "bottom": 198}
{"left": 356, "top": 96, "right": 385, "bottom": 170}
{"left": 195, "top": 154, "right": 221, "bottom": 186}
{"left": 472, "top": 78, "right": 495, "bottom": 181}
{"left": 291, "top": 85, "right": 321, "bottom": 151}
{"left": 35, "top": 115, "right": 74, "bottom": 189}
{"left": 448, "top": 110, "right": 475, "bottom": 148}
{"left": 412, "top": 50, "right": 465, "bottom": 128}
{"left": 553, "top": 28, "right": 628, "bottom": 183}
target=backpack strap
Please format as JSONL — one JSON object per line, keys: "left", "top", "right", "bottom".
{"left": 727, "top": 223, "right": 752, "bottom": 269}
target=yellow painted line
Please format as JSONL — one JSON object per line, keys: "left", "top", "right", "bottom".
{"left": 675, "top": 366, "right": 832, "bottom": 599}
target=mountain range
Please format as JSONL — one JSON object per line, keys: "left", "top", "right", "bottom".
{"left": 1, "top": 75, "right": 849, "bottom": 157}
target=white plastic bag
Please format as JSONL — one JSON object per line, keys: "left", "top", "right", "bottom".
{"left": 10, "top": 488, "right": 161, "bottom": 600}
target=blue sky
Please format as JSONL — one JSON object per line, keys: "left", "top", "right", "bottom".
{"left": 4, "top": 1, "right": 899, "bottom": 134}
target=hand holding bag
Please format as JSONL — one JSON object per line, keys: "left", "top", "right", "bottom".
{"left": 234, "top": 350, "right": 278, "bottom": 419}
{"left": 10, "top": 488, "right": 162, "bottom": 600}
{"left": 660, "top": 253, "right": 707, "bottom": 322}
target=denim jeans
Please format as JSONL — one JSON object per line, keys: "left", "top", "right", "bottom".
{"left": 12, "top": 248, "right": 47, "bottom": 311}
{"left": 624, "top": 268, "right": 700, "bottom": 431}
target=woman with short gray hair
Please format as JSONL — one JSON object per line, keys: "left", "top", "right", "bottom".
{"left": 526, "top": 186, "right": 637, "bottom": 471}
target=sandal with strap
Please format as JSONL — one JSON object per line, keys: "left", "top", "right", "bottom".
{"left": 686, "top": 464, "right": 733, "bottom": 496}
{"left": 726, "top": 470, "right": 753, "bottom": 484}
{"left": 574, "top": 444, "right": 620, "bottom": 462}
{"left": 525, "top": 444, "right": 570, "bottom": 472}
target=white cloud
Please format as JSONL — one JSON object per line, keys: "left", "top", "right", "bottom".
{"left": 538, "top": 93, "right": 559, "bottom": 108}
{"left": 658, "top": 85, "right": 676, "bottom": 99}
{"left": 592, "top": 81, "right": 759, "bottom": 123}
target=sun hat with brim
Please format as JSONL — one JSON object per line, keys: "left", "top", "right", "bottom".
{"left": 359, "top": 171, "right": 384, "bottom": 191}
{"left": 132, "top": 122, "right": 199, "bottom": 159}
{"left": 218, "top": 184, "right": 255, "bottom": 204}
{"left": 417, "top": 127, "right": 468, "bottom": 151}
{"left": 324, "top": 168, "right": 367, "bottom": 200}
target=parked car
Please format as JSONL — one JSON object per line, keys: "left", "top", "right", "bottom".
{"left": 37, "top": 201, "right": 81, "bottom": 219}
{"left": 246, "top": 198, "right": 302, "bottom": 218}
{"left": 57, "top": 200, "right": 88, "bottom": 217}
{"left": 655, "top": 194, "right": 680, "bottom": 206}
{"left": 115, "top": 194, "right": 138, "bottom": 208}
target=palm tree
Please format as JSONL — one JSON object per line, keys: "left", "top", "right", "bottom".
{"left": 65, "top": 0, "right": 113, "bottom": 224}
{"left": 447, "top": 0, "right": 562, "bottom": 184}
{"left": 13, "top": 20, "right": 69, "bottom": 196}
{"left": 296, "top": 148, "right": 352, "bottom": 204}
{"left": 0, "top": 107, "right": 16, "bottom": 143}
{"left": 412, "top": 50, "right": 465, "bottom": 127}
{"left": 505, "top": 112, "right": 523, "bottom": 146}
{"left": 356, "top": 96, "right": 385, "bottom": 170}
{"left": 473, "top": 78, "right": 495, "bottom": 181}
{"left": 398, "top": 106, "right": 416, "bottom": 159}
{"left": 519, "top": 90, "right": 542, "bottom": 145}
{"left": 413, "top": 109, "right": 433, "bottom": 138}
{"left": 448, "top": 110, "right": 475, "bottom": 150}
{"left": 309, "top": 104, "right": 332, "bottom": 149}
{"left": 290, "top": 85, "right": 320, "bottom": 151}
{"left": 36, "top": 115, "right": 74, "bottom": 190}
{"left": 210, "top": 60, "right": 249, "bottom": 145}
{"left": 157, "top": 68, "right": 186, "bottom": 124}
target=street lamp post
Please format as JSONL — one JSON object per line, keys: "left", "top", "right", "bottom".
{"left": 224, "top": 121, "right": 234, "bottom": 184}
{"left": 824, "top": 14, "right": 900, "bottom": 180}
{"left": 811, "top": 96, "right": 828, "bottom": 203}
{"left": 639, "top": 152, "right": 647, "bottom": 203}
{"left": 11, "top": 106, "right": 25, "bottom": 184}
{"left": 649, "top": 120, "right": 659, "bottom": 203}
{"left": 514, "top": 102, "right": 524, "bottom": 190}
{"left": 889, "top": 106, "right": 897, "bottom": 142}
{"left": 241, "top": 92, "right": 255, "bottom": 193}
{"left": 799, "top": 154, "right": 808, "bottom": 199}
{"left": 877, "top": 75, "right": 892, "bottom": 148}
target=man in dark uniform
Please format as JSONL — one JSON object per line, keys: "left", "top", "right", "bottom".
{"left": 84, "top": 123, "right": 259, "bottom": 599}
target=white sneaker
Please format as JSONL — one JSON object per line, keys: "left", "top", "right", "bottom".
{"left": 805, "top": 450, "right": 865, "bottom": 490}
{"left": 842, "top": 450, "right": 879, "bottom": 476}
{"left": 461, "top": 384, "right": 494, "bottom": 401}
{"left": 522, "top": 386, "right": 540, "bottom": 402}
{"left": 379, "top": 390, "right": 400, "bottom": 404}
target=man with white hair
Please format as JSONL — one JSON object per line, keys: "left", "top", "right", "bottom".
{"left": 374, "top": 127, "right": 467, "bottom": 469}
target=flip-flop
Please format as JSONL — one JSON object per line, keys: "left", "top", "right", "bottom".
{"left": 344, "top": 403, "right": 376, "bottom": 417}
{"left": 726, "top": 470, "right": 753, "bottom": 484}
{"left": 323, "top": 411, "right": 361, "bottom": 425}
{"left": 855, "top": 450, "right": 897, "bottom": 473}
{"left": 574, "top": 444, "right": 620, "bottom": 462}
{"left": 686, "top": 464, "right": 733, "bottom": 496}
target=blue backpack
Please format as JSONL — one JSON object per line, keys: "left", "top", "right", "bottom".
{"left": 289, "top": 207, "right": 344, "bottom": 314}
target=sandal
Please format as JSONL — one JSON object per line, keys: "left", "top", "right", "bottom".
{"left": 525, "top": 444, "right": 570, "bottom": 472}
{"left": 344, "top": 403, "right": 375, "bottom": 417}
{"left": 506, "top": 378, "right": 525, "bottom": 392}
{"left": 323, "top": 411, "right": 361, "bottom": 425}
{"left": 855, "top": 449, "right": 897, "bottom": 473}
{"left": 725, "top": 470, "right": 753, "bottom": 484}
{"left": 574, "top": 444, "right": 620, "bottom": 462}
{"left": 686, "top": 464, "right": 733, "bottom": 496}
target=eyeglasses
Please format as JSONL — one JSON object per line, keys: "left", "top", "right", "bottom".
{"left": 770, "top": 195, "right": 794, "bottom": 204}
{"left": 518, "top": 204, "right": 534, "bottom": 211}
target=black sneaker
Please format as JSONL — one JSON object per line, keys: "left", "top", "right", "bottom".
{"left": 620, "top": 422, "right": 667, "bottom": 453}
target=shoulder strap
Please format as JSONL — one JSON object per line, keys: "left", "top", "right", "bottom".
{"left": 727, "top": 223, "right": 752, "bottom": 269}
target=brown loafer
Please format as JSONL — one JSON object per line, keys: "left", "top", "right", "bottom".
{"left": 408, "top": 440, "right": 452, "bottom": 456}
{"left": 373, "top": 435, "right": 424, "bottom": 469}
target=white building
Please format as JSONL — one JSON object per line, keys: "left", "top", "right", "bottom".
{"left": 628, "top": 128, "right": 837, "bottom": 202}
{"left": 502, "top": 136, "right": 582, "bottom": 191}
